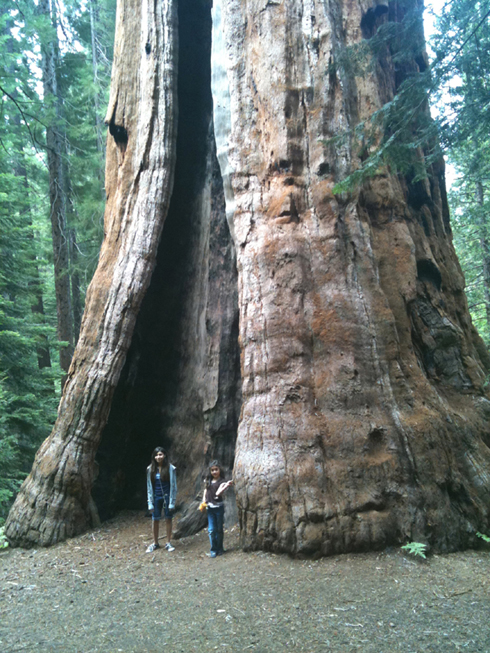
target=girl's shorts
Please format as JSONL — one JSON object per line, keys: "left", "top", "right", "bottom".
{"left": 153, "top": 494, "right": 172, "bottom": 521}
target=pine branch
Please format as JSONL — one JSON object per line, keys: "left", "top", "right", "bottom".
{"left": 0, "top": 84, "right": 44, "bottom": 151}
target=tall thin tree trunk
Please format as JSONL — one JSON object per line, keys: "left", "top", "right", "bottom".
{"left": 69, "top": 226, "right": 82, "bottom": 344}
{"left": 63, "top": 147, "right": 82, "bottom": 345}
{"left": 476, "top": 180, "right": 490, "bottom": 333}
{"left": 24, "top": 173, "right": 52, "bottom": 371}
{"left": 14, "top": 147, "right": 51, "bottom": 370}
{"left": 39, "top": 0, "right": 74, "bottom": 377}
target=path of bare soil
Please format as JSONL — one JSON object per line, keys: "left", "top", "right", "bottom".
{"left": 1, "top": 511, "right": 489, "bottom": 653}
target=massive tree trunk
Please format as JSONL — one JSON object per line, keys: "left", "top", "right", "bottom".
{"left": 6, "top": 0, "right": 490, "bottom": 553}
{"left": 216, "top": 0, "right": 490, "bottom": 554}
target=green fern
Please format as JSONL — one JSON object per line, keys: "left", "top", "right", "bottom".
{"left": 401, "top": 542, "right": 427, "bottom": 558}
{"left": 476, "top": 532, "right": 490, "bottom": 544}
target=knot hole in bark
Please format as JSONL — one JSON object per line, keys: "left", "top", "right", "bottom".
{"left": 108, "top": 115, "right": 128, "bottom": 155}
{"left": 316, "top": 162, "right": 330, "bottom": 177}
{"left": 417, "top": 259, "right": 442, "bottom": 291}
{"left": 366, "top": 427, "right": 385, "bottom": 456}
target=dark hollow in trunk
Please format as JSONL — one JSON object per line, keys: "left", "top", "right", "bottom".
{"left": 92, "top": 0, "right": 241, "bottom": 532}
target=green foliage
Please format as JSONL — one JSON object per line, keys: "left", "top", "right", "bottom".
{"left": 476, "top": 532, "right": 490, "bottom": 543}
{"left": 430, "top": 0, "right": 490, "bottom": 152}
{"left": 449, "top": 172, "right": 490, "bottom": 345}
{"left": 0, "top": 1, "right": 57, "bottom": 521}
{"left": 401, "top": 541, "right": 428, "bottom": 558}
{"left": 2, "top": 0, "right": 115, "bottom": 304}
{"left": 0, "top": 0, "right": 115, "bottom": 521}
{"left": 324, "top": 4, "right": 438, "bottom": 193}
{"left": 60, "top": 0, "right": 117, "bottom": 288}
{"left": 0, "top": 143, "right": 61, "bottom": 521}
{"left": 431, "top": 0, "right": 490, "bottom": 345}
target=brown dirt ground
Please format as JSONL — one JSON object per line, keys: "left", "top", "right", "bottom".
{"left": 1, "top": 511, "right": 489, "bottom": 653}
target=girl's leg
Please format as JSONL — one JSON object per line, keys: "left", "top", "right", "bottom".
{"left": 147, "top": 498, "right": 164, "bottom": 551}
{"left": 208, "top": 508, "right": 218, "bottom": 554}
{"left": 216, "top": 506, "right": 224, "bottom": 554}
{"left": 162, "top": 491, "right": 175, "bottom": 550}
{"left": 152, "top": 518, "right": 160, "bottom": 545}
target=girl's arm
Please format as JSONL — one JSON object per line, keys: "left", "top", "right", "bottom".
{"left": 216, "top": 480, "right": 233, "bottom": 496}
{"left": 147, "top": 467, "right": 154, "bottom": 511}
{"left": 169, "top": 465, "right": 177, "bottom": 510}
{"left": 198, "top": 486, "right": 208, "bottom": 512}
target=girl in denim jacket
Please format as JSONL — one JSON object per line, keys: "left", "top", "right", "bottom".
{"left": 146, "top": 447, "right": 177, "bottom": 553}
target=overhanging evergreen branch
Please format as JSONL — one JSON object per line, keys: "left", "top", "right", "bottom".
{"left": 0, "top": 84, "right": 44, "bottom": 152}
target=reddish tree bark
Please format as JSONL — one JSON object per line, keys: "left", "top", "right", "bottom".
{"left": 214, "top": 0, "right": 490, "bottom": 554}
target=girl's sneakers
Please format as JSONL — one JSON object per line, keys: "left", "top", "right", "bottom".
{"left": 146, "top": 542, "right": 160, "bottom": 553}
{"left": 146, "top": 542, "right": 175, "bottom": 552}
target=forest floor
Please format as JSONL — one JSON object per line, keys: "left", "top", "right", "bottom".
{"left": 1, "top": 511, "right": 489, "bottom": 653}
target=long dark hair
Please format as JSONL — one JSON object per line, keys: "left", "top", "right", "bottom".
{"left": 205, "top": 459, "right": 225, "bottom": 487}
{"left": 150, "top": 447, "right": 170, "bottom": 485}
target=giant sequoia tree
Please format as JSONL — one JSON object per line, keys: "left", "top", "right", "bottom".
{"left": 5, "top": 0, "right": 490, "bottom": 554}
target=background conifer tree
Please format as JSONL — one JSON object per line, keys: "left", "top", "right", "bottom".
{"left": 0, "top": 0, "right": 116, "bottom": 522}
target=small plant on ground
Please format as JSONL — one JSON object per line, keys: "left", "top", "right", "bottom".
{"left": 476, "top": 532, "right": 490, "bottom": 543}
{"left": 401, "top": 541, "right": 427, "bottom": 559}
